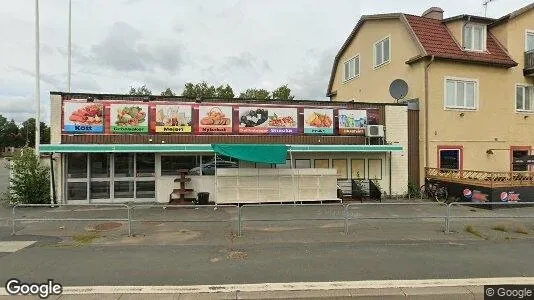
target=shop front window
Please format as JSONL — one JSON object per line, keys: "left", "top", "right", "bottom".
{"left": 67, "top": 153, "right": 87, "bottom": 178}
{"left": 114, "top": 181, "right": 134, "bottom": 199}
{"left": 136, "top": 153, "right": 155, "bottom": 177}
{"left": 90, "top": 153, "right": 110, "bottom": 178}
{"left": 90, "top": 181, "right": 110, "bottom": 200}
{"left": 295, "top": 159, "right": 311, "bottom": 168}
{"left": 67, "top": 182, "right": 87, "bottom": 201}
{"left": 512, "top": 149, "right": 530, "bottom": 171}
{"left": 136, "top": 181, "right": 156, "bottom": 198}
{"left": 114, "top": 153, "right": 134, "bottom": 177}
{"left": 333, "top": 159, "right": 348, "bottom": 179}
{"left": 161, "top": 156, "right": 200, "bottom": 176}
{"left": 439, "top": 148, "right": 462, "bottom": 170}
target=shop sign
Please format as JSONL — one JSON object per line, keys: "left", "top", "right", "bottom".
{"left": 500, "top": 191, "right": 520, "bottom": 202}
{"left": 303, "top": 109, "right": 334, "bottom": 135}
{"left": 63, "top": 101, "right": 104, "bottom": 133}
{"left": 338, "top": 109, "right": 367, "bottom": 135}
{"left": 238, "top": 106, "right": 298, "bottom": 134}
{"left": 154, "top": 104, "right": 192, "bottom": 133}
{"left": 463, "top": 188, "right": 489, "bottom": 202}
{"left": 198, "top": 105, "right": 233, "bottom": 133}
{"left": 110, "top": 104, "right": 149, "bottom": 133}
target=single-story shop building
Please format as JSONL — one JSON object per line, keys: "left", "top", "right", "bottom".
{"left": 41, "top": 92, "right": 417, "bottom": 204}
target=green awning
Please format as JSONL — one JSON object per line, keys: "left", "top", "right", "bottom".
{"left": 211, "top": 144, "right": 288, "bottom": 164}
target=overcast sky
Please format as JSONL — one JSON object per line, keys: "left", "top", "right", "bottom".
{"left": 1, "top": 0, "right": 532, "bottom": 124}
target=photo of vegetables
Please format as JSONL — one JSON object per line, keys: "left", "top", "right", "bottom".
{"left": 304, "top": 109, "right": 334, "bottom": 135}
{"left": 110, "top": 104, "right": 149, "bottom": 133}
{"left": 63, "top": 102, "right": 104, "bottom": 133}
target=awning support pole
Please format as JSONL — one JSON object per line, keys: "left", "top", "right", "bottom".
{"left": 214, "top": 154, "right": 217, "bottom": 207}
{"left": 289, "top": 146, "right": 296, "bottom": 204}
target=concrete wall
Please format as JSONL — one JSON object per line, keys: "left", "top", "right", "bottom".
{"left": 385, "top": 105, "right": 409, "bottom": 196}
{"left": 50, "top": 94, "right": 62, "bottom": 145}
{"left": 330, "top": 18, "right": 425, "bottom": 103}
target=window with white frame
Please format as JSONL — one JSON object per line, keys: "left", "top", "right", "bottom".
{"left": 374, "top": 37, "right": 390, "bottom": 68}
{"left": 516, "top": 85, "right": 533, "bottom": 112}
{"left": 527, "top": 31, "right": 534, "bottom": 52}
{"left": 445, "top": 78, "right": 477, "bottom": 109}
{"left": 343, "top": 55, "right": 359, "bottom": 81}
{"left": 463, "top": 24, "right": 486, "bottom": 51}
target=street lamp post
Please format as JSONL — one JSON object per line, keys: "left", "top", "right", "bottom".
{"left": 35, "top": 0, "right": 41, "bottom": 155}
{"left": 67, "top": 0, "right": 71, "bottom": 92}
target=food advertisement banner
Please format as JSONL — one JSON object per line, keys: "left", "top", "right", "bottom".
{"left": 303, "top": 109, "right": 334, "bottom": 135}
{"left": 198, "top": 105, "right": 232, "bottom": 133}
{"left": 110, "top": 104, "right": 149, "bottom": 133}
{"left": 63, "top": 102, "right": 104, "bottom": 133}
{"left": 155, "top": 105, "right": 192, "bottom": 133}
{"left": 238, "top": 107, "right": 298, "bottom": 134}
{"left": 338, "top": 109, "right": 367, "bottom": 135}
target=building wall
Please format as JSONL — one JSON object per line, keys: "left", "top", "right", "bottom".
{"left": 50, "top": 94, "right": 62, "bottom": 145}
{"left": 444, "top": 19, "right": 464, "bottom": 45}
{"left": 427, "top": 60, "right": 534, "bottom": 171}
{"left": 385, "top": 105, "right": 408, "bottom": 195}
{"left": 330, "top": 18, "right": 425, "bottom": 103}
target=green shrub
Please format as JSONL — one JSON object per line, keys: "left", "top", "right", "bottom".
{"left": 405, "top": 182, "right": 419, "bottom": 198}
{"left": 4, "top": 147, "right": 50, "bottom": 205}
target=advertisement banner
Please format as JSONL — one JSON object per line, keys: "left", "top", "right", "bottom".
{"left": 154, "top": 104, "right": 192, "bottom": 133}
{"left": 338, "top": 109, "right": 367, "bottom": 135}
{"left": 63, "top": 101, "right": 104, "bottom": 133}
{"left": 238, "top": 106, "right": 298, "bottom": 134}
{"left": 110, "top": 104, "right": 149, "bottom": 133}
{"left": 303, "top": 108, "right": 334, "bottom": 135}
{"left": 198, "top": 105, "right": 233, "bottom": 133}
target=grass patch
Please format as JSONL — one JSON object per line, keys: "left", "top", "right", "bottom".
{"left": 72, "top": 233, "right": 100, "bottom": 244}
{"left": 491, "top": 224, "right": 509, "bottom": 232}
{"left": 515, "top": 226, "right": 529, "bottom": 235}
{"left": 465, "top": 225, "right": 484, "bottom": 238}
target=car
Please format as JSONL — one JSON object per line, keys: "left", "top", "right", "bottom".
{"left": 188, "top": 160, "right": 238, "bottom": 175}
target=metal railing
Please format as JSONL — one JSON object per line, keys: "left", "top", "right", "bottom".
{"left": 9, "top": 201, "right": 534, "bottom": 238}
{"left": 12, "top": 203, "right": 130, "bottom": 236}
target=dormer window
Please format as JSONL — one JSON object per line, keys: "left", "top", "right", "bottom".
{"left": 463, "top": 23, "right": 487, "bottom": 52}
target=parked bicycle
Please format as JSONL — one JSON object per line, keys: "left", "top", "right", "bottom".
{"left": 419, "top": 181, "right": 449, "bottom": 203}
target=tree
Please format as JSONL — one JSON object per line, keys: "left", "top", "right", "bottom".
{"left": 272, "top": 84, "right": 295, "bottom": 100}
{"left": 160, "top": 88, "right": 176, "bottom": 96}
{"left": 181, "top": 81, "right": 235, "bottom": 99}
{"left": 4, "top": 147, "right": 50, "bottom": 205}
{"left": 239, "top": 88, "right": 271, "bottom": 99}
{"left": 215, "top": 84, "right": 235, "bottom": 99}
{"left": 128, "top": 85, "right": 152, "bottom": 96}
{"left": 20, "top": 118, "right": 50, "bottom": 148}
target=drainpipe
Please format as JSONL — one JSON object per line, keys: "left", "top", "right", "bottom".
{"left": 424, "top": 55, "right": 435, "bottom": 177}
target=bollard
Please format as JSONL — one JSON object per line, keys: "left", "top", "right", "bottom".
{"left": 445, "top": 203, "right": 452, "bottom": 234}
{"left": 237, "top": 205, "right": 242, "bottom": 237}
{"left": 127, "top": 205, "right": 132, "bottom": 237}
{"left": 11, "top": 205, "right": 16, "bottom": 236}
{"left": 343, "top": 204, "right": 349, "bottom": 235}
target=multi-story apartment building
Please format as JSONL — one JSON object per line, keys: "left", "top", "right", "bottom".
{"left": 327, "top": 3, "right": 534, "bottom": 186}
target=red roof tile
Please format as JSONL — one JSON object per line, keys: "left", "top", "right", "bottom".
{"left": 404, "top": 14, "right": 517, "bottom": 67}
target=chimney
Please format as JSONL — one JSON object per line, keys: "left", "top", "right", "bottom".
{"left": 422, "top": 7, "right": 444, "bottom": 20}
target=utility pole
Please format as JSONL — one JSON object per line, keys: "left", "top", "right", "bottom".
{"left": 35, "top": 0, "right": 41, "bottom": 155}
{"left": 483, "top": 0, "right": 497, "bottom": 17}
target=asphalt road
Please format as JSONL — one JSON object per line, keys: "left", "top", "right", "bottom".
{"left": 0, "top": 239, "right": 533, "bottom": 286}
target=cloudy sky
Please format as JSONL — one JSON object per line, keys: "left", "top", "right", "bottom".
{"left": 1, "top": 0, "right": 532, "bottom": 124}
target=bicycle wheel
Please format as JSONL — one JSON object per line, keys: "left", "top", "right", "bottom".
{"left": 419, "top": 184, "right": 427, "bottom": 199}
{"left": 434, "top": 186, "right": 448, "bottom": 202}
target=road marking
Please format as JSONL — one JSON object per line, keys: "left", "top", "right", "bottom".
{"left": 1, "top": 277, "right": 534, "bottom": 295}
{"left": 0, "top": 241, "right": 36, "bottom": 252}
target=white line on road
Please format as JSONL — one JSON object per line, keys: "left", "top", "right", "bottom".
{"left": 1, "top": 277, "right": 534, "bottom": 295}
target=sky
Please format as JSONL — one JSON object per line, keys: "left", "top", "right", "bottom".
{"left": 0, "top": 0, "right": 532, "bottom": 124}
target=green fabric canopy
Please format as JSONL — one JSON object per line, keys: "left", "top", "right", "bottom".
{"left": 211, "top": 144, "right": 288, "bottom": 164}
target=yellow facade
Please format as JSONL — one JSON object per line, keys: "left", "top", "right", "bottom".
{"left": 330, "top": 7, "right": 534, "bottom": 184}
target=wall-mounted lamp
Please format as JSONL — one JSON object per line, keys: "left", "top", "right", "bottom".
{"left": 148, "top": 138, "right": 153, "bottom": 143}
{"left": 486, "top": 149, "right": 494, "bottom": 155}
{"left": 459, "top": 112, "right": 465, "bottom": 117}
{"left": 524, "top": 115, "right": 529, "bottom": 119}
{"left": 161, "top": 140, "right": 166, "bottom": 144}
{"left": 86, "top": 97, "right": 94, "bottom": 103}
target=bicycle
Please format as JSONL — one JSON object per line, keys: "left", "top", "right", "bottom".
{"left": 419, "top": 181, "right": 449, "bottom": 203}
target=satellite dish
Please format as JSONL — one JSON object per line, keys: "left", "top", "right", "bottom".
{"left": 389, "top": 79, "right": 409, "bottom": 102}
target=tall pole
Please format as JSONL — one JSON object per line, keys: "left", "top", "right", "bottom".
{"left": 35, "top": 0, "right": 41, "bottom": 155}
{"left": 67, "top": 0, "right": 71, "bottom": 92}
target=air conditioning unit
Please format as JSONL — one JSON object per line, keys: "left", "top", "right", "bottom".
{"left": 366, "top": 125, "right": 384, "bottom": 137}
